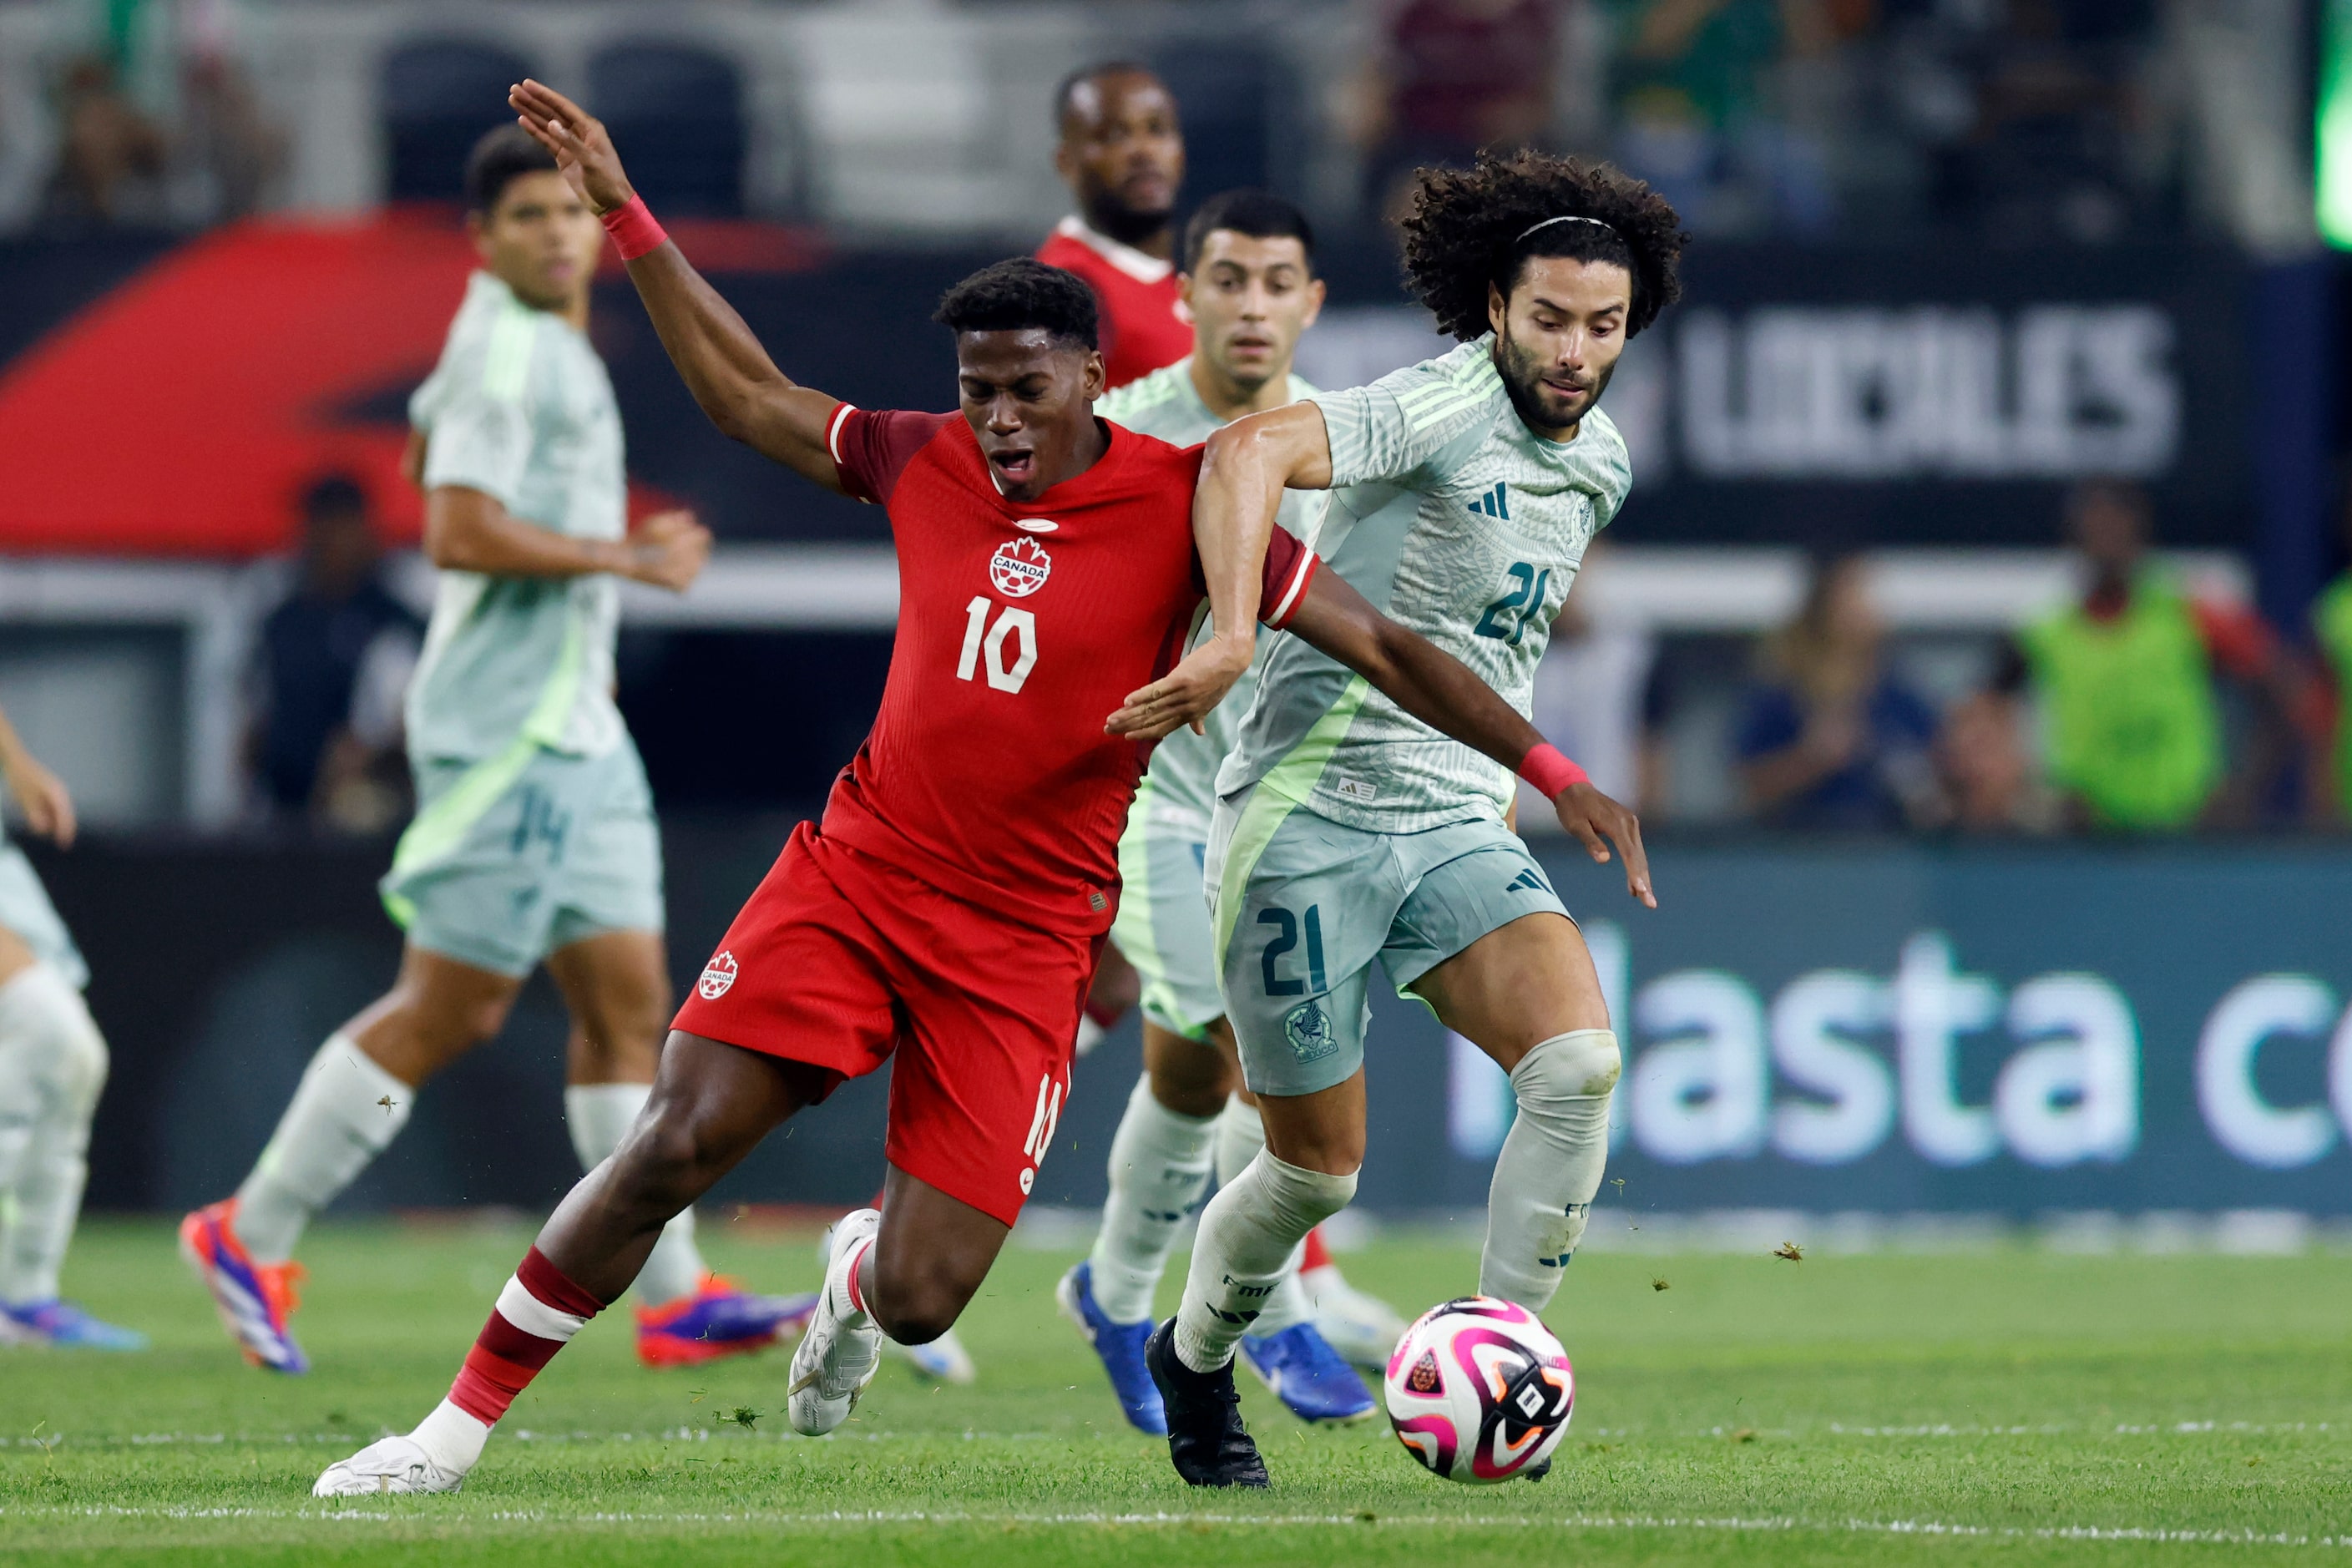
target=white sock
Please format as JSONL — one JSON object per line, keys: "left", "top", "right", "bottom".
{"left": 1479, "top": 1029, "right": 1620, "bottom": 1312}
{"left": 231, "top": 1034, "right": 412, "bottom": 1264}
{"left": 1211, "top": 1098, "right": 1312, "bottom": 1336}
{"left": 0, "top": 964, "right": 107, "bottom": 1305}
{"left": 1085, "top": 1075, "right": 1216, "bottom": 1323}
{"left": 409, "top": 1397, "right": 490, "bottom": 1474}
{"left": 825, "top": 1219, "right": 873, "bottom": 1328}
{"left": 1173, "top": 1151, "right": 1354, "bottom": 1373}
{"left": 564, "top": 1083, "right": 705, "bottom": 1308}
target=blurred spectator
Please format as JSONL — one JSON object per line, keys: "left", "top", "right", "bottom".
{"left": 41, "top": 0, "right": 282, "bottom": 231}
{"left": 1735, "top": 554, "right": 1943, "bottom": 830}
{"left": 1933, "top": 686, "right": 2057, "bottom": 833}
{"left": 249, "top": 477, "right": 421, "bottom": 833}
{"left": 1524, "top": 539, "right": 1672, "bottom": 822}
{"left": 39, "top": 57, "right": 167, "bottom": 226}
{"left": 1606, "top": 0, "right": 1844, "bottom": 234}
{"left": 2309, "top": 500, "right": 2352, "bottom": 827}
{"left": 1348, "top": 0, "right": 1564, "bottom": 222}
{"left": 2011, "top": 479, "right": 2290, "bottom": 832}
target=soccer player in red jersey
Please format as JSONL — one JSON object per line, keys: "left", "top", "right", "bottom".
{"left": 1035, "top": 62, "right": 1192, "bottom": 391}
{"left": 313, "top": 83, "right": 1647, "bottom": 1495}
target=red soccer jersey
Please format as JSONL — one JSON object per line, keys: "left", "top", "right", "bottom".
{"left": 820, "top": 403, "right": 1318, "bottom": 936}
{"left": 1035, "top": 218, "right": 1193, "bottom": 390}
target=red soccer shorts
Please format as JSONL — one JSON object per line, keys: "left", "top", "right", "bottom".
{"left": 671, "top": 821, "right": 1091, "bottom": 1227}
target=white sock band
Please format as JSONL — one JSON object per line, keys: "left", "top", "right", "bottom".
{"left": 233, "top": 1034, "right": 410, "bottom": 1264}
{"left": 565, "top": 1083, "right": 704, "bottom": 1308}
{"left": 1174, "top": 1150, "right": 1355, "bottom": 1373}
{"left": 1085, "top": 1074, "right": 1216, "bottom": 1323}
{"left": 0, "top": 964, "right": 107, "bottom": 1305}
{"left": 1210, "top": 1097, "right": 1312, "bottom": 1336}
{"left": 410, "top": 1397, "right": 491, "bottom": 1474}
{"left": 1479, "top": 1029, "right": 1619, "bottom": 1312}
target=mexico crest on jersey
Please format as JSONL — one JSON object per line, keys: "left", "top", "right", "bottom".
{"left": 697, "top": 951, "right": 738, "bottom": 1001}
{"left": 989, "top": 536, "right": 1052, "bottom": 597}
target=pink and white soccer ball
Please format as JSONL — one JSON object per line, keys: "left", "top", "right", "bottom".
{"left": 1383, "top": 1296, "right": 1574, "bottom": 1484}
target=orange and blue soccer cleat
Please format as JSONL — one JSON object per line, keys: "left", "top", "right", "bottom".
{"left": 178, "top": 1199, "right": 308, "bottom": 1373}
{"left": 635, "top": 1274, "right": 817, "bottom": 1368}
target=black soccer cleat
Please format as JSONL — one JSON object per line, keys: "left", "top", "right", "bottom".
{"left": 1144, "top": 1318, "right": 1270, "bottom": 1489}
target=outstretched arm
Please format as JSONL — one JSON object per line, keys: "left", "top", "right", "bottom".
{"left": 1156, "top": 403, "right": 1339, "bottom": 727}
{"left": 1287, "top": 570, "right": 1653, "bottom": 908}
{"left": 425, "top": 487, "right": 708, "bottom": 591}
{"left": 508, "top": 80, "right": 847, "bottom": 493}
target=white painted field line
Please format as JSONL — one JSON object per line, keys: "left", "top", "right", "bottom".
{"left": 3, "top": 1505, "right": 2347, "bottom": 1546}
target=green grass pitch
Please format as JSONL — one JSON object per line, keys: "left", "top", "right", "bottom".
{"left": 2, "top": 1218, "right": 2347, "bottom": 1565}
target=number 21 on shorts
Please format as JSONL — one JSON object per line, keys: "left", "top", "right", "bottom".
{"left": 958, "top": 596, "right": 1037, "bottom": 693}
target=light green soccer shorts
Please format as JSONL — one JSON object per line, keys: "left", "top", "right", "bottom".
{"left": 1110, "top": 780, "right": 1226, "bottom": 1042}
{"left": 380, "top": 736, "right": 664, "bottom": 979}
{"left": 1206, "top": 782, "right": 1569, "bottom": 1098}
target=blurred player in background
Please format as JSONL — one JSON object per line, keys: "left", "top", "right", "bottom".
{"left": 181, "top": 125, "right": 807, "bottom": 1376}
{"left": 1057, "top": 189, "right": 1400, "bottom": 1437}
{"left": 0, "top": 706, "right": 141, "bottom": 1351}
{"left": 1148, "top": 152, "right": 1678, "bottom": 1487}
{"left": 1036, "top": 61, "right": 1191, "bottom": 393}
{"left": 313, "top": 84, "right": 1614, "bottom": 1496}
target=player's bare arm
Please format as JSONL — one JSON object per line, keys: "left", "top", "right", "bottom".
{"left": 507, "top": 80, "right": 848, "bottom": 493}
{"left": 424, "top": 485, "right": 710, "bottom": 593}
{"left": 0, "top": 702, "right": 74, "bottom": 848}
{"left": 1138, "top": 402, "right": 1338, "bottom": 731}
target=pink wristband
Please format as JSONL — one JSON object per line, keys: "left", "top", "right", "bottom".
{"left": 1519, "top": 742, "right": 1589, "bottom": 799}
{"left": 600, "top": 195, "right": 667, "bottom": 260}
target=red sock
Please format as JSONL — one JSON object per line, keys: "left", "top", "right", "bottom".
{"left": 1301, "top": 1226, "right": 1333, "bottom": 1272}
{"left": 448, "top": 1247, "right": 609, "bottom": 1426}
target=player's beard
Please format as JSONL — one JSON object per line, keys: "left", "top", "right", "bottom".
{"left": 1495, "top": 328, "right": 1611, "bottom": 435}
{"left": 1086, "top": 191, "right": 1171, "bottom": 248}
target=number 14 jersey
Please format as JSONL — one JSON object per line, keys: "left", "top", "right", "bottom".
{"left": 821, "top": 405, "right": 1317, "bottom": 938}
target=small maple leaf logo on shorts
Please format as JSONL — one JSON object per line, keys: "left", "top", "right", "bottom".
{"left": 989, "top": 537, "right": 1052, "bottom": 598}
{"left": 697, "top": 951, "right": 738, "bottom": 1001}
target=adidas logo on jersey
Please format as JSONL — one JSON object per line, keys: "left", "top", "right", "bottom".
{"left": 1469, "top": 482, "right": 1510, "bottom": 520}
{"left": 989, "top": 536, "right": 1052, "bottom": 597}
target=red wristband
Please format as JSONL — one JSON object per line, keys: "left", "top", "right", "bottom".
{"left": 599, "top": 195, "right": 667, "bottom": 261}
{"left": 1519, "top": 742, "right": 1588, "bottom": 799}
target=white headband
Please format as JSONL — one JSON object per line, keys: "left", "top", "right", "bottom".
{"left": 1516, "top": 215, "right": 1618, "bottom": 245}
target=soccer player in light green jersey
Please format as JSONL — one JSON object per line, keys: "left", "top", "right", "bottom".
{"left": 1055, "top": 190, "right": 1399, "bottom": 1434}
{"left": 1144, "top": 151, "right": 1683, "bottom": 1487}
{"left": 185, "top": 127, "right": 804, "bottom": 1376}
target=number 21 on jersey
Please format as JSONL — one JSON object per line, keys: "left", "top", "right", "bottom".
{"left": 958, "top": 596, "right": 1037, "bottom": 693}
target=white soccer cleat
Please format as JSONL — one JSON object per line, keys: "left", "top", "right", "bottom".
{"left": 1305, "top": 1263, "right": 1411, "bottom": 1370}
{"left": 788, "top": 1207, "right": 883, "bottom": 1436}
{"left": 312, "top": 1435, "right": 466, "bottom": 1497}
{"left": 890, "top": 1323, "right": 977, "bottom": 1385}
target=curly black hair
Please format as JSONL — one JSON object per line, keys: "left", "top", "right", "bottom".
{"left": 934, "top": 258, "right": 1100, "bottom": 351}
{"left": 1399, "top": 150, "right": 1687, "bottom": 341}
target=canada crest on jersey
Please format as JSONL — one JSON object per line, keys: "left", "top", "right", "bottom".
{"left": 989, "top": 536, "right": 1052, "bottom": 598}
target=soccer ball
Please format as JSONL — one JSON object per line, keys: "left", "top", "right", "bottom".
{"left": 1382, "top": 1296, "right": 1574, "bottom": 1484}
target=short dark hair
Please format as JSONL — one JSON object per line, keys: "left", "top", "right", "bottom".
{"left": 1401, "top": 150, "right": 1688, "bottom": 341}
{"left": 464, "top": 124, "right": 559, "bottom": 215}
{"left": 301, "top": 473, "right": 368, "bottom": 524}
{"left": 1182, "top": 189, "right": 1315, "bottom": 274}
{"left": 1053, "top": 59, "right": 1159, "bottom": 131}
{"left": 934, "top": 259, "right": 1100, "bottom": 351}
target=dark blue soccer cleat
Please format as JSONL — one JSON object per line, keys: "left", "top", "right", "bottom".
{"left": 1, "top": 1299, "right": 148, "bottom": 1350}
{"left": 1056, "top": 1261, "right": 1167, "bottom": 1435}
{"left": 1241, "top": 1323, "right": 1376, "bottom": 1424}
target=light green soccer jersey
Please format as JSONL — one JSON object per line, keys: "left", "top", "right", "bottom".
{"left": 1217, "top": 334, "right": 1632, "bottom": 834}
{"left": 406, "top": 271, "right": 628, "bottom": 765}
{"left": 1097, "top": 358, "right": 1324, "bottom": 826}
